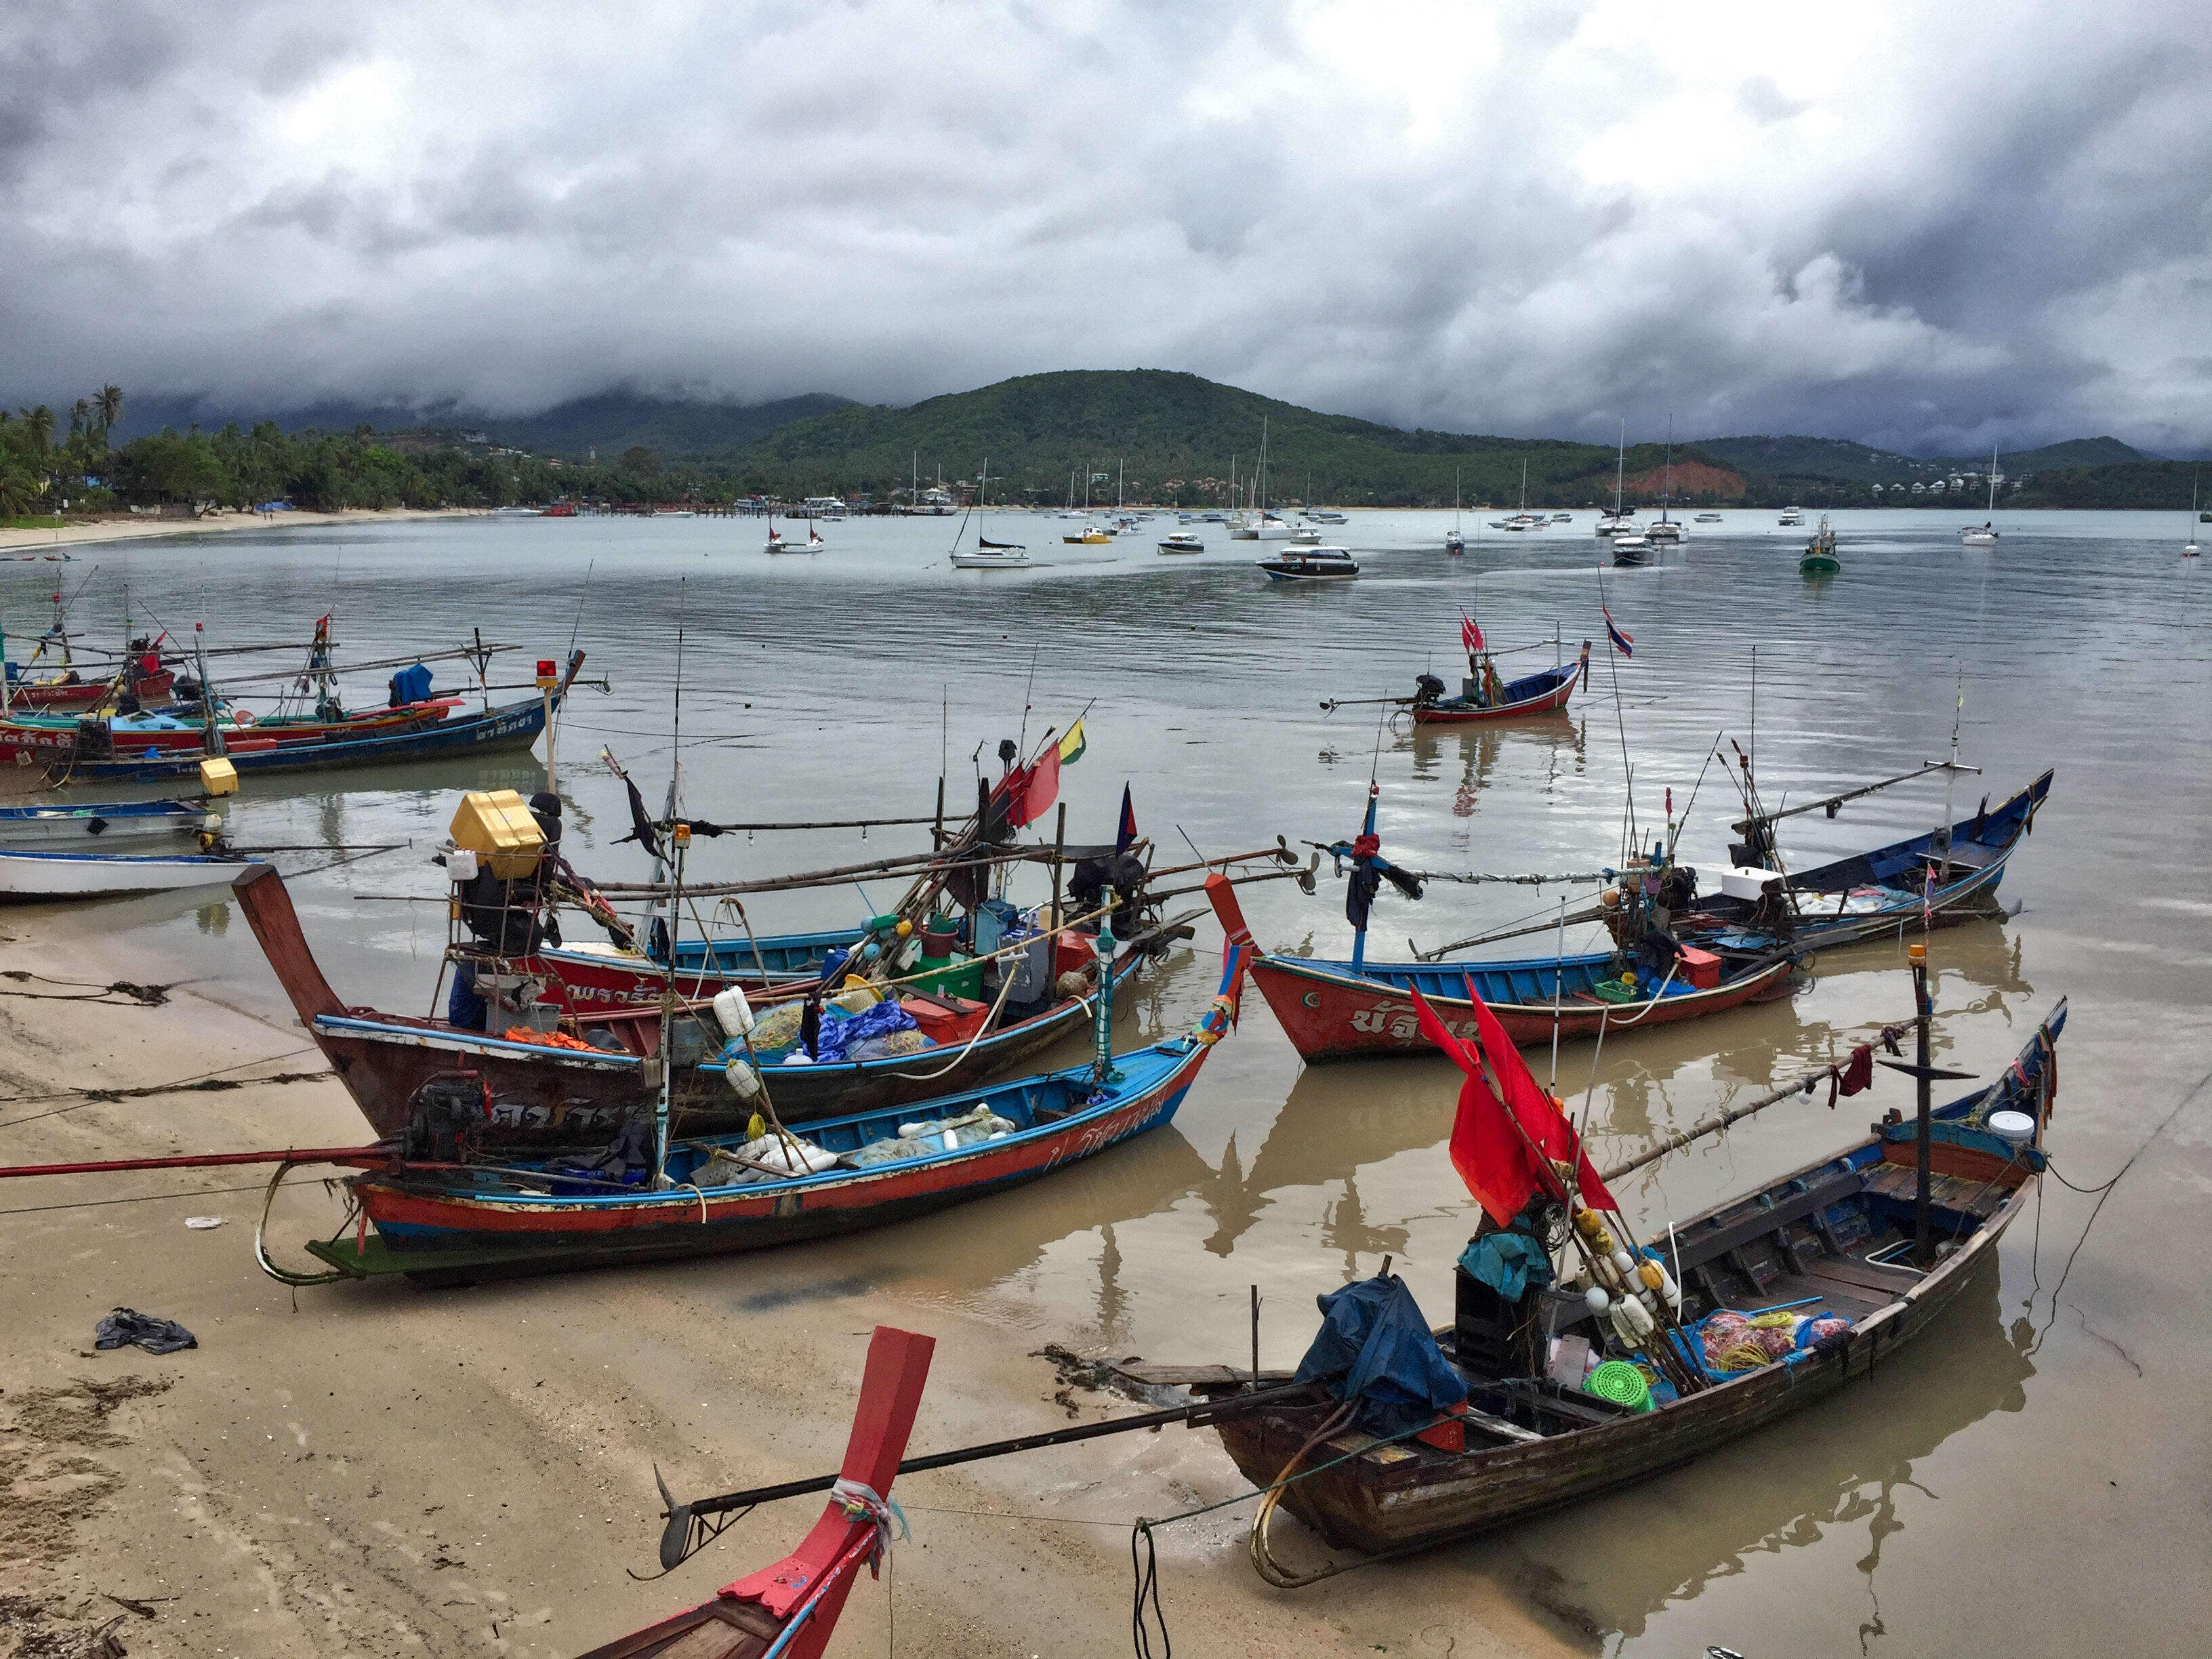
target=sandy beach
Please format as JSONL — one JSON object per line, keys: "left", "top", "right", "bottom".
{"left": 0, "top": 908, "right": 1577, "bottom": 1659}
{"left": 0, "top": 509, "right": 470, "bottom": 557}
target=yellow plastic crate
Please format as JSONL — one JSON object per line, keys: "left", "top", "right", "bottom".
{"left": 449, "top": 789, "right": 544, "bottom": 878}
{"left": 198, "top": 756, "right": 239, "bottom": 797}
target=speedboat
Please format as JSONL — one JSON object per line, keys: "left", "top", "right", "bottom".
{"left": 1551, "top": 513, "right": 1572, "bottom": 523}
{"left": 1610, "top": 532, "right": 1654, "bottom": 566}
{"left": 1960, "top": 523, "right": 1999, "bottom": 546}
{"left": 1289, "top": 524, "right": 1323, "bottom": 544}
{"left": 1158, "top": 531, "right": 1205, "bottom": 554}
{"left": 1779, "top": 506, "right": 1805, "bottom": 527}
{"left": 1695, "top": 512, "right": 1723, "bottom": 523}
{"left": 1444, "top": 528, "right": 1465, "bottom": 555}
{"left": 1257, "top": 546, "right": 1359, "bottom": 582}
{"left": 1305, "top": 510, "right": 1348, "bottom": 524}
{"left": 1500, "top": 513, "right": 1547, "bottom": 532}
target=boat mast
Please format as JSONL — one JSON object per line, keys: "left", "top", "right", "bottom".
{"left": 1662, "top": 415, "right": 1673, "bottom": 525}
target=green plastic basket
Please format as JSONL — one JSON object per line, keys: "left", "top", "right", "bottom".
{"left": 1584, "top": 1359, "right": 1654, "bottom": 1412}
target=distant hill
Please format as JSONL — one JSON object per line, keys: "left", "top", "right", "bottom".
{"left": 723, "top": 369, "right": 1742, "bottom": 506}
{"left": 110, "top": 389, "right": 850, "bottom": 459}
{"left": 1693, "top": 432, "right": 2151, "bottom": 485}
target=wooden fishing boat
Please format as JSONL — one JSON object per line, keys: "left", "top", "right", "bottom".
{"left": 1677, "top": 770, "right": 2053, "bottom": 960}
{"left": 270, "top": 935, "right": 1247, "bottom": 1284}
{"left": 1207, "top": 877, "right": 1790, "bottom": 1063}
{"left": 1136, "top": 1001, "right": 2064, "bottom": 1565}
{"left": 0, "top": 798, "right": 215, "bottom": 851}
{"left": 230, "top": 863, "right": 1160, "bottom": 1147}
{"left": 0, "top": 848, "right": 264, "bottom": 901}
{"left": 574, "top": 1326, "right": 934, "bottom": 1659}
{"left": 1411, "top": 644, "right": 1587, "bottom": 725}
{"left": 52, "top": 693, "right": 549, "bottom": 783}
{"left": 0, "top": 697, "right": 461, "bottom": 761}
{"left": 532, "top": 926, "right": 867, "bottom": 1009}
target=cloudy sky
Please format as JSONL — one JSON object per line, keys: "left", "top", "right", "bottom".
{"left": 4, "top": 0, "right": 2209, "bottom": 453}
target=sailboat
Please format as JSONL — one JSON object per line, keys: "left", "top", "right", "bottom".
{"left": 1494, "top": 459, "right": 1547, "bottom": 531}
{"left": 1646, "top": 417, "right": 1684, "bottom": 543}
{"left": 1229, "top": 419, "right": 1291, "bottom": 540}
{"left": 1445, "top": 467, "right": 1464, "bottom": 554}
{"left": 1607, "top": 424, "right": 1652, "bottom": 565}
{"left": 951, "top": 460, "right": 1031, "bottom": 569}
{"left": 1960, "top": 443, "right": 2001, "bottom": 545}
{"left": 2186, "top": 474, "right": 2201, "bottom": 558}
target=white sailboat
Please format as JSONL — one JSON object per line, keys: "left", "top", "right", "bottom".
{"left": 2185, "top": 474, "right": 2200, "bottom": 558}
{"left": 762, "top": 511, "right": 820, "bottom": 554}
{"left": 1445, "top": 466, "right": 1464, "bottom": 554}
{"left": 1646, "top": 417, "right": 1685, "bottom": 543}
{"left": 1960, "top": 443, "right": 2001, "bottom": 545}
{"left": 1229, "top": 418, "right": 1292, "bottom": 539}
{"left": 951, "top": 459, "right": 1031, "bottom": 569}
{"left": 1607, "top": 423, "right": 1652, "bottom": 565}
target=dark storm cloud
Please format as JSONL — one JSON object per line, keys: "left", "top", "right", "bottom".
{"left": 1, "top": 0, "right": 2207, "bottom": 454}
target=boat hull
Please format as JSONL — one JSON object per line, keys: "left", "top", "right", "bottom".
{"left": 312, "top": 1044, "right": 1207, "bottom": 1281}
{"left": 56, "top": 695, "right": 548, "bottom": 783}
{"left": 0, "top": 798, "right": 209, "bottom": 851}
{"left": 0, "top": 850, "right": 263, "bottom": 901}
{"left": 1411, "top": 654, "right": 1585, "bottom": 724}
{"left": 1242, "top": 951, "right": 1790, "bottom": 1061}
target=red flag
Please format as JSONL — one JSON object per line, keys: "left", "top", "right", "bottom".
{"left": 1460, "top": 613, "right": 1484, "bottom": 653}
{"left": 1411, "top": 985, "right": 1618, "bottom": 1225}
{"left": 1011, "top": 742, "right": 1059, "bottom": 829}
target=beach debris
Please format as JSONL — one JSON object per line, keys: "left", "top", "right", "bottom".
{"left": 91, "top": 1309, "right": 197, "bottom": 1355}
{"left": 183, "top": 1216, "right": 224, "bottom": 1230}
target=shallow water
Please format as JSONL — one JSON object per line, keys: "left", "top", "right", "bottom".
{"left": 11, "top": 506, "right": 2209, "bottom": 1653}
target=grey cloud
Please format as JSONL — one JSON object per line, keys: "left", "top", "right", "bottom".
{"left": 1, "top": 0, "right": 2208, "bottom": 453}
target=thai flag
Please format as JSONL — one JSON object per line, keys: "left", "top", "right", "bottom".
{"left": 1603, "top": 606, "right": 1634, "bottom": 658}
{"left": 1460, "top": 613, "right": 1484, "bottom": 652}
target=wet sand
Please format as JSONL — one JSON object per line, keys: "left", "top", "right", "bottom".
{"left": 0, "top": 917, "right": 1578, "bottom": 1658}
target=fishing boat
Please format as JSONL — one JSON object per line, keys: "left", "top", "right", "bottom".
{"left": 1158, "top": 531, "right": 1206, "bottom": 554}
{"left": 1257, "top": 546, "right": 1359, "bottom": 582}
{"left": 230, "top": 850, "right": 1177, "bottom": 1146}
{"left": 1800, "top": 516, "right": 1841, "bottom": 574}
{"left": 0, "top": 848, "right": 264, "bottom": 902}
{"left": 0, "top": 798, "right": 217, "bottom": 851}
{"left": 1410, "top": 644, "right": 1588, "bottom": 725}
{"left": 573, "top": 1326, "right": 935, "bottom": 1659}
{"left": 1206, "top": 837, "right": 1789, "bottom": 1066}
{"left": 54, "top": 692, "right": 552, "bottom": 784}
{"left": 1960, "top": 445, "right": 2001, "bottom": 545}
{"left": 264, "top": 927, "right": 1248, "bottom": 1284}
{"left": 1061, "top": 527, "right": 1113, "bottom": 544}
{"left": 1133, "top": 997, "right": 2065, "bottom": 1570}
{"left": 1679, "top": 769, "right": 2053, "bottom": 960}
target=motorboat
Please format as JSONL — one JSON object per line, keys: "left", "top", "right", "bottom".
{"left": 1610, "top": 531, "right": 1654, "bottom": 566}
{"left": 1551, "top": 513, "right": 1572, "bottom": 523}
{"left": 1305, "top": 510, "right": 1348, "bottom": 524}
{"left": 1695, "top": 512, "right": 1723, "bottom": 523}
{"left": 1257, "top": 546, "right": 1359, "bottom": 582}
{"left": 1289, "top": 524, "right": 1323, "bottom": 544}
{"left": 1158, "top": 531, "right": 1206, "bottom": 554}
{"left": 1645, "top": 518, "right": 1684, "bottom": 543}
{"left": 1062, "top": 526, "right": 1113, "bottom": 544}
{"left": 1801, "top": 515, "right": 1841, "bottom": 573}
{"left": 1444, "top": 528, "right": 1465, "bottom": 555}
{"left": 0, "top": 798, "right": 220, "bottom": 853}
{"left": 1779, "top": 506, "right": 1806, "bottom": 527}
{"left": 0, "top": 848, "right": 266, "bottom": 902}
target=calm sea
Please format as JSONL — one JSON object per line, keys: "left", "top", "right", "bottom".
{"left": 10, "top": 506, "right": 2207, "bottom": 1654}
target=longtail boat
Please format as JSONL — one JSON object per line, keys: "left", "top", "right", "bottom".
{"left": 0, "top": 848, "right": 264, "bottom": 902}
{"left": 574, "top": 1326, "right": 934, "bottom": 1659}
{"left": 1126, "top": 997, "right": 2064, "bottom": 1570}
{"left": 1677, "top": 769, "right": 2052, "bottom": 960}
{"left": 230, "top": 863, "right": 1160, "bottom": 1147}
{"left": 262, "top": 921, "right": 1248, "bottom": 1284}
{"left": 1208, "top": 798, "right": 1790, "bottom": 1063}
{"left": 1412, "top": 641, "right": 1587, "bottom": 724}
{"left": 0, "top": 798, "right": 216, "bottom": 851}
{"left": 51, "top": 693, "right": 549, "bottom": 783}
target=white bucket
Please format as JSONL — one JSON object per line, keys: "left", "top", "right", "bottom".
{"left": 1986, "top": 1109, "right": 2036, "bottom": 1145}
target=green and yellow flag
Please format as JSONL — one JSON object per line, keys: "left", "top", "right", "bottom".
{"left": 1057, "top": 718, "right": 1087, "bottom": 766}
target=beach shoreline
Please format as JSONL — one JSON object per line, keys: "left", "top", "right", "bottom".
{"left": 0, "top": 903, "right": 1575, "bottom": 1659}
{"left": 0, "top": 507, "right": 472, "bottom": 556}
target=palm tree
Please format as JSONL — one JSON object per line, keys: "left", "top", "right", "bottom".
{"left": 20, "top": 405, "right": 54, "bottom": 455}
{"left": 0, "top": 468, "right": 35, "bottom": 520}
{"left": 94, "top": 384, "right": 123, "bottom": 436}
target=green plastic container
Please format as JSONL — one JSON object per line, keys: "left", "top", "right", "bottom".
{"left": 1584, "top": 1359, "right": 1654, "bottom": 1413}
{"left": 912, "top": 954, "right": 983, "bottom": 1000}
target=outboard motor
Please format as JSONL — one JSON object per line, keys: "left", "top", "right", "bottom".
{"left": 1412, "top": 672, "right": 1447, "bottom": 709}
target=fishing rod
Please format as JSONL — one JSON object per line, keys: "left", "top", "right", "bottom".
{"left": 1729, "top": 758, "right": 1981, "bottom": 836}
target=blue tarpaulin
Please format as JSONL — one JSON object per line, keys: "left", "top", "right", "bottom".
{"left": 389, "top": 663, "right": 434, "bottom": 705}
{"left": 1457, "top": 1229, "right": 1555, "bottom": 1301}
{"left": 1293, "top": 1274, "right": 1469, "bottom": 1435}
{"left": 812, "top": 998, "right": 918, "bottom": 1063}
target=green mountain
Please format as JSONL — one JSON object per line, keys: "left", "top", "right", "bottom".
{"left": 723, "top": 369, "right": 1736, "bottom": 507}
{"left": 1692, "top": 432, "right": 2150, "bottom": 485}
